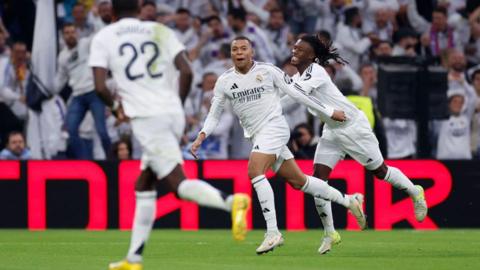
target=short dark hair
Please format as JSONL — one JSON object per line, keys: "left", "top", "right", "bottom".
{"left": 62, "top": 22, "right": 75, "bottom": 31}
{"left": 112, "top": 0, "right": 139, "bottom": 15}
{"left": 7, "top": 131, "right": 24, "bottom": 143}
{"left": 142, "top": 0, "right": 156, "bottom": 8}
{"left": 207, "top": 15, "right": 221, "bottom": 24}
{"left": 433, "top": 6, "right": 448, "bottom": 16}
{"left": 232, "top": 36, "right": 252, "bottom": 45}
{"left": 344, "top": 7, "right": 360, "bottom": 25}
{"left": 176, "top": 8, "right": 191, "bottom": 15}
{"left": 228, "top": 8, "right": 247, "bottom": 22}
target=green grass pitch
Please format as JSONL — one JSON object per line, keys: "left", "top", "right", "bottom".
{"left": 0, "top": 229, "right": 479, "bottom": 270}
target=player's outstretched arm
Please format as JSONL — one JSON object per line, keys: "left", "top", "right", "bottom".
{"left": 272, "top": 66, "right": 345, "bottom": 121}
{"left": 174, "top": 50, "right": 193, "bottom": 104}
{"left": 190, "top": 77, "right": 227, "bottom": 158}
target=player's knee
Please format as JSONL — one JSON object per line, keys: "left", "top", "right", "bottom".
{"left": 247, "top": 168, "right": 262, "bottom": 180}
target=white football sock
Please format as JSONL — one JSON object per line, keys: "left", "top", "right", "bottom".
{"left": 177, "top": 179, "right": 232, "bottom": 212}
{"left": 126, "top": 191, "right": 156, "bottom": 263}
{"left": 252, "top": 175, "right": 278, "bottom": 233}
{"left": 384, "top": 166, "right": 419, "bottom": 197}
{"left": 314, "top": 197, "right": 335, "bottom": 234}
{"left": 302, "top": 176, "right": 350, "bottom": 207}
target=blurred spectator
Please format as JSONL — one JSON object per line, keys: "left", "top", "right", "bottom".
{"left": 55, "top": 23, "right": 111, "bottom": 159}
{"left": 392, "top": 28, "right": 418, "bottom": 56}
{"left": 227, "top": 8, "right": 275, "bottom": 63}
{"left": 465, "top": 6, "right": 480, "bottom": 65}
{"left": 71, "top": 3, "right": 94, "bottom": 39}
{"left": 110, "top": 138, "right": 132, "bottom": 160}
{"left": 408, "top": 5, "right": 461, "bottom": 59}
{"left": 285, "top": 0, "right": 320, "bottom": 35}
{"left": 203, "top": 43, "right": 233, "bottom": 76}
{"left": 372, "top": 40, "right": 393, "bottom": 59}
{"left": 316, "top": 0, "right": 353, "bottom": 40}
{"left": 436, "top": 89, "right": 474, "bottom": 159}
{"left": 290, "top": 123, "right": 318, "bottom": 159}
{"left": 173, "top": 8, "right": 198, "bottom": 50}
{"left": 0, "top": 41, "right": 29, "bottom": 122}
{"left": 139, "top": 0, "right": 157, "bottom": 22}
{"left": 336, "top": 7, "right": 377, "bottom": 71}
{"left": 193, "top": 15, "right": 233, "bottom": 66}
{"left": 470, "top": 68, "right": 480, "bottom": 156}
{"left": 184, "top": 72, "right": 233, "bottom": 159}
{"left": 0, "top": 131, "right": 31, "bottom": 160}
{"left": 0, "top": 30, "right": 10, "bottom": 59}
{"left": 0, "top": 15, "right": 10, "bottom": 40}
{"left": 359, "top": 63, "right": 378, "bottom": 103}
{"left": 89, "top": 0, "right": 113, "bottom": 32}
{"left": 364, "top": 8, "right": 395, "bottom": 43}
{"left": 265, "top": 8, "right": 291, "bottom": 65}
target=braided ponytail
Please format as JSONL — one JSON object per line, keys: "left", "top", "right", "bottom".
{"left": 300, "top": 34, "right": 348, "bottom": 67}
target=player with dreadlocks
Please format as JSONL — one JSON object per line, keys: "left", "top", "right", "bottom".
{"left": 282, "top": 35, "right": 428, "bottom": 255}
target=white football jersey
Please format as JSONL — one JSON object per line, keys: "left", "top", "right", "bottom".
{"left": 201, "top": 62, "right": 335, "bottom": 138}
{"left": 436, "top": 115, "right": 472, "bottom": 159}
{"left": 88, "top": 18, "right": 185, "bottom": 118}
{"left": 293, "top": 63, "right": 361, "bottom": 128}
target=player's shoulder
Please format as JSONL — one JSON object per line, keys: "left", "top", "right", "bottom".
{"left": 309, "top": 63, "right": 328, "bottom": 75}
{"left": 218, "top": 68, "right": 235, "bottom": 81}
{"left": 255, "top": 62, "right": 283, "bottom": 73}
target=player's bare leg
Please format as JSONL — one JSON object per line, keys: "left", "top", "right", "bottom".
{"left": 313, "top": 164, "right": 341, "bottom": 254}
{"left": 163, "top": 165, "right": 250, "bottom": 241}
{"left": 371, "top": 163, "right": 427, "bottom": 222}
{"left": 277, "top": 159, "right": 366, "bottom": 230}
{"left": 248, "top": 152, "right": 284, "bottom": 255}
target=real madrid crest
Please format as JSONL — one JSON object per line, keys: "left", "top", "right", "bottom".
{"left": 256, "top": 74, "right": 263, "bottom": 82}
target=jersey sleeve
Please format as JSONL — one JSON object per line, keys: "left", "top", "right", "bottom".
{"left": 88, "top": 32, "right": 109, "bottom": 68}
{"left": 271, "top": 64, "right": 335, "bottom": 117}
{"left": 200, "top": 76, "right": 227, "bottom": 137}
{"left": 164, "top": 27, "right": 186, "bottom": 60}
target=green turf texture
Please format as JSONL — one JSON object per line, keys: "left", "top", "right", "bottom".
{"left": 0, "top": 229, "right": 479, "bottom": 270}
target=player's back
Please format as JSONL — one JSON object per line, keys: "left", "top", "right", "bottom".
{"left": 90, "top": 18, "right": 185, "bottom": 118}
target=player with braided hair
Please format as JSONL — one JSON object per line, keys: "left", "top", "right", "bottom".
{"left": 281, "top": 34, "right": 428, "bottom": 255}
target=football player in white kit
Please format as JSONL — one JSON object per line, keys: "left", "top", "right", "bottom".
{"left": 283, "top": 35, "right": 428, "bottom": 254}
{"left": 88, "top": 1, "right": 250, "bottom": 269}
{"left": 190, "top": 36, "right": 367, "bottom": 255}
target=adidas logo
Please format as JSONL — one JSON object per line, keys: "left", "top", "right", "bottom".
{"left": 254, "top": 145, "right": 259, "bottom": 150}
{"left": 230, "top": 83, "right": 239, "bottom": 90}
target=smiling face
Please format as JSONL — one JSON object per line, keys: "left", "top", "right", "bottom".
{"left": 291, "top": 39, "right": 314, "bottom": 67}
{"left": 230, "top": 39, "right": 254, "bottom": 72}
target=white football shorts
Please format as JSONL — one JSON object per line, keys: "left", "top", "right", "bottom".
{"left": 250, "top": 116, "right": 294, "bottom": 172}
{"left": 314, "top": 112, "right": 384, "bottom": 170}
{"left": 130, "top": 112, "right": 185, "bottom": 179}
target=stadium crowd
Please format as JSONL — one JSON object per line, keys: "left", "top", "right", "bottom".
{"left": 1, "top": 0, "right": 480, "bottom": 160}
